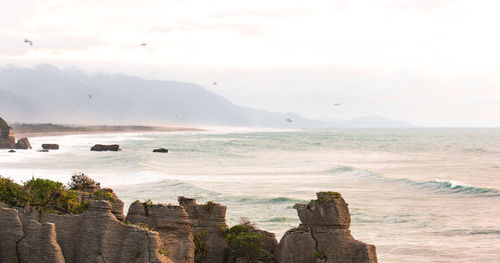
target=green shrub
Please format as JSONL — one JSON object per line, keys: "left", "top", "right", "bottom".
{"left": 221, "top": 218, "right": 264, "bottom": 261}
{"left": 0, "top": 176, "right": 90, "bottom": 214}
{"left": 203, "top": 200, "right": 216, "bottom": 211}
{"left": 317, "top": 191, "right": 341, "bottom": 203}
{"left": 194, "top": 230, "right": 209, "bottom": 263}
{"left": 68, "top": 173, "right": 96, "bottom": 190}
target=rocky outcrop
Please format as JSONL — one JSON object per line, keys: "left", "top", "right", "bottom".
{"left": 126, "top": 202, "right": 195, "bottom": 263}
{"left": 153, "top": 148, "right": 169, "bottom": 153}
{"left": 179, "top": 197, "right": 228, "bottom": 263}
{"left": 0, "top": 117, "right": 16, "bottom": 149}
{"left": 0, "top": 201, "right": 171, "bottom": 263}
{"left": 42, "top": 144, "right": 60, "bottom": 150}
{"left": 90, "top": 144, "right": 120, "bottom": 151}
{"left": 15, "top": 137, "right": 32, "bottom": 149}
{"left": 17, "top": 220, "right": 65, "bottom": 263}
{"left": 275, "top": 192, "right": 377, "bottom": 263}
{"left": 1, "top": 181, "right": 377, "bottom": 263}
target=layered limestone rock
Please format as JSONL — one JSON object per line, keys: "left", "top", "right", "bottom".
{"left": 0, "top": 117, "right": 16, "bottom": 149}
{"left": 0, "top": 201, "right": 170, "bottom": 263}
{"left": 179, "top": 197, "right": 228, "bottom": 263}
{"left": 275, "top": 192, "right": 377, "bottom": 263}
{"left": 126, "top": 201, "right": 195, "bottom": 263}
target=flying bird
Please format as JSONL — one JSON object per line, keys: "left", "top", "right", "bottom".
{"left": 140, "top": 43, "right": 147, "bottom": 46}
{"left": 88, "top": 95, "right": 93, "bottom": 99}
{"left": 334, "top": 103, "right": 341, "bottom": 106}
{"left": 24, "top": 38, "right": 33, "bottom": 46}
{"left": 176, "top": 114, "right": 182, "bottom": 118}
{"left": 286, "top": 118, "right": 293, "bottom": 123}
{"left": 212, "top": 82, "right": 217, "bottom": 85}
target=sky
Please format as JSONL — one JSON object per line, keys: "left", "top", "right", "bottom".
{"left": 0, "top": 0, "right": 499, "bottom": 126}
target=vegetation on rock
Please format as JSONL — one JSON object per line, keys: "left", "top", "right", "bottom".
{"left": 193, "top": 230, "right": 209, "bottom": 263}
{"left": 221, "top": 218, "right": 266, "bottom": 262}
{"left": 317, "top": 191, "right": 341, "bottom": 203}
{"left": 0, "top": 176, "right": 89, "bottom": 214}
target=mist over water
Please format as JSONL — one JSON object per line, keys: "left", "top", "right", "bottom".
{"left": 1, "top": 128, "right": 499, "bottom": 262}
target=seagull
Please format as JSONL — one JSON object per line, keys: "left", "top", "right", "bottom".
{"left": 24, "top": 38, "right": 33, "bottom": 46}
{"left": 212, "top": 82, "right": 217, "bottom": 85}
{"left": 88, "top": 95, "right": 93, "bottom": 99}
{"left": 140, "top": 43, "right": 147, "bottom": 46}
{"left": 176, "top": 114, "right": 182, "bottom": 118}
{"left": 286, "top": 118, "right": 293, "bottom": 123}
{"left": 334, "top": 103, "right": 341, "bottom": 106}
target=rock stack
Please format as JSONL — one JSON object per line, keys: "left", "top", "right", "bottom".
{"left": 0, "top": 117, "right": 16, "bottom": 149}
{"left": 0, "top": 117, "right": 31, "bottom": 150}
{"left": 275, "top": 192, "right": 377, "bottom": 263}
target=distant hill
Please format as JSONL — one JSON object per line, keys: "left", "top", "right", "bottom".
{"left": 0, "top": 65, "right": 327, "bottom": 128}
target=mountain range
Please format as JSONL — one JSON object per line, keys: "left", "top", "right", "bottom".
{"left": 0, "top": 65, "right": 411, "bottom": 128}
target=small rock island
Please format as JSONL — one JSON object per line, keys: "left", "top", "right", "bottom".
{"left": 0, "top": 174, "right": 377, "bottom": 263}
{"left": 0, "top": 117, "right": 31, "bottom": 150}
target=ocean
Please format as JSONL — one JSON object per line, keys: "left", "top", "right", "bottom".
{"left": 1, "top": 128, "right": 499, "bottom": 262}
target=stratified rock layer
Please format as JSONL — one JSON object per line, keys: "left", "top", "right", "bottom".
{"left": 126, "top": 202, "right": 195, "bottom": 263}
{"left": 0, "top": 201, "right": 170, "bottom": 263}
{"left": 275, "top": 192, "right": 377, "bottom": 263}
{"left": 179, "top": 197, "right": 228, "bottom": 263}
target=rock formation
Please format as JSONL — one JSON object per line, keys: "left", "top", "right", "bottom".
{"left": 153, "top": 148, "right": 169, "bottom": 153}
{"left": 0, "top": 201, "right": 170, "bottom": 263}
{"left": 42, "top": 144, "right": 60, "bottom": 150}
{"left": 0, "top": 176, "right": 378, "bottom": 263}
{"left": 0, "top": 117, "right": 16, "bottom": 149}
{"left": 126, "top": 201, "right": 195, "bottom": 263}
{"left": 275, "top": 192, "right": 377, "bottom": 263}
{"left": 90, "top": 144, "right": 121, "bottom": 151}
{"left": 179, "top": 197, "right": 228, "bottom": 263}
{"left": 15, "top": 137, "right": 32, "bottom": 149}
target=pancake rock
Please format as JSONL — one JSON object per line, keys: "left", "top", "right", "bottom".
{"left": 0, "top": 201, "right": 170, "bottom": 263}
{"left": 0, "top": 117, "right": 16, "bottom": 149}
{"left": 90, "top": 144, "right": 120, "bottom": 151}
{"left": 179, "top": 197, "right": 229, "bottom": 263}
{"left": 42, "top": 144, "right": 60, "bottom": 150}
{"left": 126, "top": 201, "right": 195, "bottom": 263}
{"left": 275, "top": 192, "right": 377, "bottom": 263}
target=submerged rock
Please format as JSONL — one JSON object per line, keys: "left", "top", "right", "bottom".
{"left": 8, "top": 150, "right": 15, "bottom": 153}
{"left": 90, "top": 144, "right": 120, "bottom": 151}
{"left": 275, "top": 192, "right": 377, "bottom": 263}
{"left": 42, "top": 144, "right": 59, "bottom": 150}
{"left": 153, "top": 148, "right": 169, "bottom": 153}
{"left": 37, "top": 149, "right": 49, "bottom": 152}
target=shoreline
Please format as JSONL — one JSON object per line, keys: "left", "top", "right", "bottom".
{"left": 12, "top": 125, "right": 204, "bottom": 138}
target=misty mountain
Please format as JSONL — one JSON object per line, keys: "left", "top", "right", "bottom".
{"left": 0, "top": 65, "right": 327, "bottom": 128}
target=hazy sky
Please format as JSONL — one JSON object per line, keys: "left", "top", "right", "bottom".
{"left": 1, "top": 0, "right": 499, "bottom": 126}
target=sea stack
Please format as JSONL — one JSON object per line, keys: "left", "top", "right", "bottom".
{"left": 275, "top": 192, "right": 378, "bottom": 263}
{"left": 0, "top": 117, "right": 16, "bottom": 149}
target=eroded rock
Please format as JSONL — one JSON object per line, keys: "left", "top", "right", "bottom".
{"left": 16, "top": 137, "right": 32, "bottom": 149}
{"left": 126, "top": 201, "right": 195, "bottom": 263}
{"left": 179, "top": 197, "right": 228, "bottom": 263}
{"left": 90, "top": 144, "right": 120, "bottom": 151}
{"left": 275, "top": 192, "right": 377, "bottom": 263}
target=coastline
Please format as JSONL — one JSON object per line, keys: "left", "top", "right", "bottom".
{"left": 13, "top": 124, "right": 204, "bottom": 138}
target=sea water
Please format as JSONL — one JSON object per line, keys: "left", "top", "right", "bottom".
{"left": 1, "top": 128, "right": 499, "bottom": 262}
